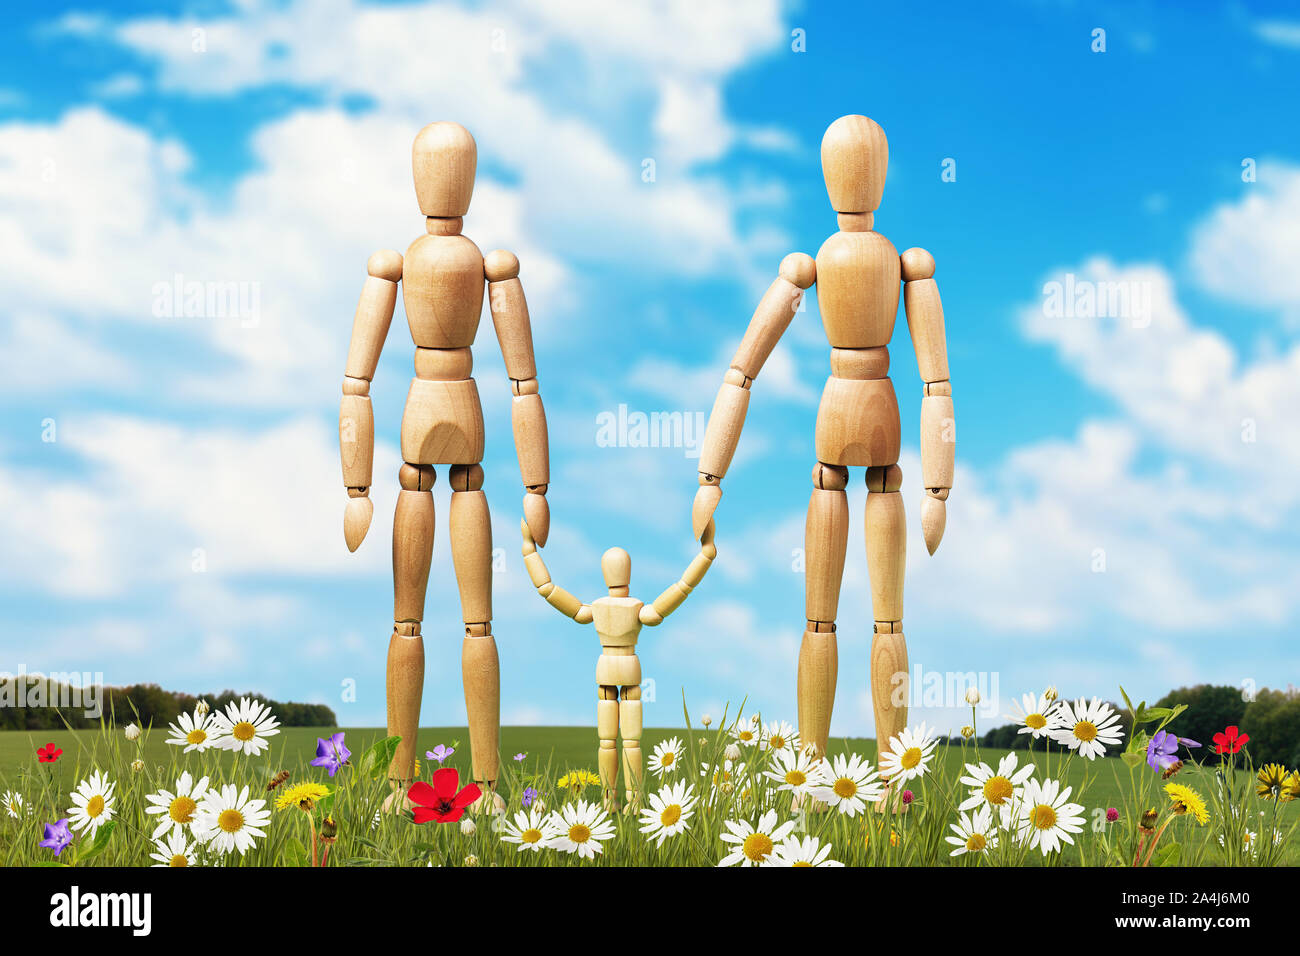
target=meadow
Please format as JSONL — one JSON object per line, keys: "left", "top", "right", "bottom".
{"left": 1, "top": 698, "right": 1294, "bottom": 867}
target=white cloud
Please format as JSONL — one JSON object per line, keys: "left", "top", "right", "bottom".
{"left": 0, "top": 412, "right": 397, "bottom": 598}
{"left": 1253, "top": 19, "right": 1300, "bottom": 48}
{"left": 1188, "top": 163, "right": 1300, "bottom": 313}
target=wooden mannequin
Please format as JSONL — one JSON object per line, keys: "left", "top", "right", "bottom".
{"left": 693, "top": 115, "right": 955, "bottom": 808}
{"left": 340, "top": 122, "right": 552, "bottom": 811}
{"left": 521, "top": 519, "right": 716, "bottom": 810}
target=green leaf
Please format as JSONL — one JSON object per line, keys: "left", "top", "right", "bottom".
{"left": 361, "top": 735, "right": 402, "bottom": 780}
{"left": 1151, "top": 841, "right": 1181, "bottom": 867}
{"left": 1120, "top": 751, "right": 1144, "bottom": 769}
{"left": 79, "top": 821, "right": 116, "bottom": 861}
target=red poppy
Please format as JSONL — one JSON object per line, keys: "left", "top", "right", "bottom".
{"left": 37, "top": 743, "right": 62, "bottom": 763}
{"left": 408, "top": 768, "right": 481, "bottom": 823}
{"left": 1211, "top": 725, "right": 1249, "bottom": 755}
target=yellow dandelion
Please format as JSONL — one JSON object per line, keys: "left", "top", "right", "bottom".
{"left": 1256, "top": 763, "right": 1288, "bottom": 800}
{"left": 1282, "top": 770, "right": 1300, "bottom": 803}
{"left": 275, "top": 782, "right": 330, "bottom": 812}
{"left": 1164, "top": 782, "right": 1209, "bottom": 825}
{"left": 557, "top": 770, "right": 601, "bottom": 791}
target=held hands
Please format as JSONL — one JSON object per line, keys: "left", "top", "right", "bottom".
{"left": 692, "top": 480, "right": 722, "bottom": 539}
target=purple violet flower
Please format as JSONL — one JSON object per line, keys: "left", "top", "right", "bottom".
{"left": 39, "top": 818, "right": 73, "bottom": 857}
{"left": 427, "top": 744, "right": 454, "bottom": 764}
{"left": 311, "top": 731, "right": 352, "bottom": 777}
{"left": 522, "top": 787, "right": 539, "bottom": 808}
{"left": 1146, "top": 729, "right": 1200, "bottom": 771}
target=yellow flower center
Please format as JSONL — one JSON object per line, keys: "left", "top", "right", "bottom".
{"left": 792, "top": 860, "right": 812, "bottom": 867}
{"left": 983, "top": 776, "right": 1013, "bottom": 805}
{"left": 1031, "top": 804, "right": 1057, "bottom": 830}
{"left": 170, "top": 795, "right": 197, "bottom": 824}
{"left": 738, "top": 730, "right": 754, "bottom": 742}
{"left": 1025, "top": 713, "right": 1046, "bottom": 730}
{"left": 770, "top": 735, "right": 786, "bottom": 749}
{"left": 785, "top": 770, "right": 807, "bottom": 787}
{"left": 218, "top": 809, "right": 244, "bottom": 833}
{"left": 186, "top": 728, "right": 206, "bottom": 745}
{"left": 568, "top": 823, "right": 591, "bottom": 844}
{"left": 521, "top": 828, "right": 542, "bottom": 844}
{"left": 661, "top": 752, "right": 675, "bottom": 766}
{"left": 900, "top": 747, "right": 922, "bottom": 770}
{"left": 742, "top": 832, "right": 774, "bottom": 861}
{"left": 232, "top": 721, "right": 256, "bottom": 742}
{"left": 660, "top": 804, "right": 682, "bottom": 826}
{"left": 169, "top": 853, "right": 188, "bottom": 867}
{"left": 1073, "top": 721, "right": 1097, "bottom": 742}
{"left": 833, "top": 777, "right": 857, "bottom": 799}
{"left": 966, "top": 832, "right": 987, "bottom": 852}
{"left": 86, "top": 795, "right": 105, "bottom": 818}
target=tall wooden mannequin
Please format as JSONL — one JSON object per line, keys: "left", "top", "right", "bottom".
{"left": 521, "top": 519, "right": 716, "bottom": 810}
{"left": 693, "top": 115, "right": 955, "bottom": 804}
{"left": 339, "top": 122, "right": 552, "bottom": 810}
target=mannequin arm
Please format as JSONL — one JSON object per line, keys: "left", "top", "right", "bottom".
{"left": 340, "top": 249, "right": 402, "bottom": 552}
{"left": 693, "top": 253, "right": 816, "bottom": 537}
{"left": 521, "top": 519, "right": 592, "bottom": 624}
{"left": 486, "top": 250, "right": 552, "bottom": 547}
{"left": 901, "top": 247, "right": 955, "bottom": 555}
{"left": 639, "top": 520, "right": 717, "bottom": 626}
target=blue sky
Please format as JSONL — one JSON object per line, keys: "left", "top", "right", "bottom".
{"left": 3, "top": 0, "right": 1299, "bottom": 738}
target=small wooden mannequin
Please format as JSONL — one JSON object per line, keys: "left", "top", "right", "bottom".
{"left": 339, "top": 122, "right": 553, "bottom": 811}
{"left": 692, "top": 115, "right": 955, "bottom": 809}
{"left": 521, "top": 519, "right": 716, "bottom": 810}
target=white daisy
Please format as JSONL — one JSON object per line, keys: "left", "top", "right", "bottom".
{"left": 500, "top": 805, "right": 558, "bottom": 853}
{"left": 192, "top": 784, "right": 271, "bottom": 856}
{"left": 548, "top": 800, "right": 615, "bottom": 860}
{"left": 814, "top": 752, "right": 884, "bottom": 817}
{"left": 1013, "top": 778, "right": 1086, "bottom": 855}
{"left": 144, "top": 772, "right": 211, "bottom": 840}
{"left": 150, "top": 829, "right": 197, "bottom": 867}
{"left": 761, "top": 721, "right": 800, "bottom": 754}
{"left": 1006, "top": 692, "right": 1061, "bottom": 739}
{"left": 946, "top": 805, "right": 999, "bottom": 857}
{"left": 763, "top": 747, "right": 824, "bottom": 799}
{"left": 958, "top": 752, "right": 1035, "bottom": 823}
{"left": 768, "top": 834, "right": 843, "bottom": 867}
{"left": 211, "top": 697, "right": 280, "bottom": 756}
{"left": 1048, "top": 697, "right": 1123, "bottom": 759}
{"left": 639, "top": 781, "right": 697, "bottom": 847}
{"left": 718, "top": 809, "right": 795, "bottom": 867}
{"left": 647, "top": 736, "right": 684, "bottom": 777}
{"left": 730, "top": 714, "right": 761, "bottom": 747}
{"left": 67, "top": 770, "right": 116, "bottom": 837}
{"left": 2, "top": 791, "right": 23, "bottom": 819}
{"left": 877, "top": 722, "right": 940, "bottom": 784}
{"left": 165, "top": 708, "right": 218, "bottom": 753}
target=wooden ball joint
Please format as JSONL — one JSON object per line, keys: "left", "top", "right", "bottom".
{"left": 339, "top": 122, "right": 554, "bottom": 811}
{"left": 694, "top": 114, "right": 956, "bottom": 808}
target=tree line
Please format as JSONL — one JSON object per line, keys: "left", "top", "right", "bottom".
{"left": 979, "top": 684, "right": 1300, "bottom": 767}
{"left": 0, "top": 677, "right": 336, "bottom": 731}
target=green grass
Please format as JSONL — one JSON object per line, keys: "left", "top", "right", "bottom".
{"left": 0, "top": 722, "right": 1293, "bottom": 867}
